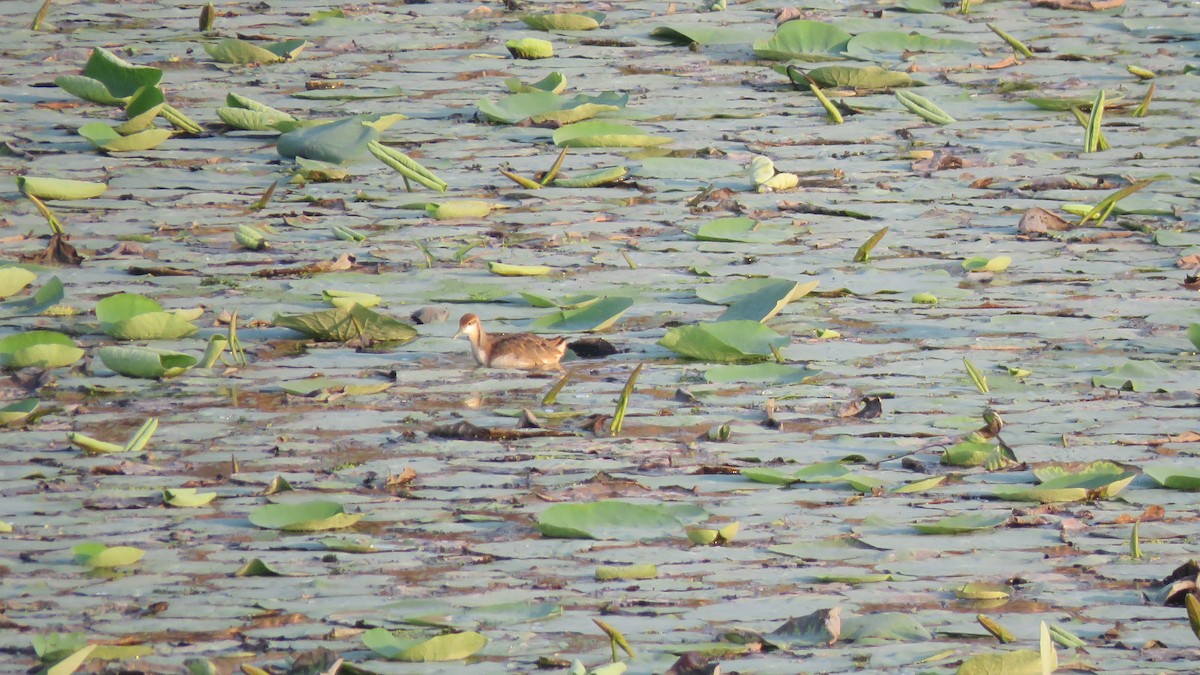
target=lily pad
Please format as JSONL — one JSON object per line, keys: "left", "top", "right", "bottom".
{"left": 78, "top": 122, "right": 172, "bottom": 153}
{"left": 1144, "top": 465, "right": 1200, "bottom": 491}
{"left": 506, "top": 38, "right": 554, "bottom": 59}
{"left": 163, "top": 488, "right": 217, "bottom": 507}
{"left": 16, "top": 176, "right": 107, "bottom": 200}
{"left": 778, "top": 64, "right": 917, "bottom": 90}
{"left": 96, "top": 293, "right": 198, "bottom": 339}
{"left": 322, "top": 289, "right": 381, "bottom": 308}
{"left": 96, "top": 346, "right": 197, "bottom": 379}
{"left": 691, "top": 217, "right": 793, "bottom": 244}
{"left": 913, "top": 512, "right": 1010, "bottom": 534}
{"left": 753, "top": 20, "right": 852, "bottom": 61}
{"left": 54, "top": 47, "right": 161, "bottom": 105}
{"left": 248, "top": 500, "right": 363, "bottom": 531}
{"left": 520, "top": 12, "right": 604, "bottom": 31}
{"left": 704, "top": 363, "right": 819, "bottom": 384}
{"left": 717, "top": 280, "right": 819, "bottom": 322}
{"left": 844, "top": 31, "right": 977, "bottom": 58}
{"left": 742, "top": 461, "right": 851, "bottom": 485}
{"left": 553, "top": 120, "right": 671, "bottom": 148}
{"left": 0, "top": 399, "right": 37, "bottom": 425}
{"left": 0, "top": 267, "right": 36, "bottom": 299}
{"left": 650, "top": 25, "right": 766, "bottom": 46}
{"left": 659, "top": 321, "right": 790, "bottom": 362}
{"left": 72, "top": 542, "right": 144, "bottom": 568}
{"left": 277, "top": 116, "right": 387, "bottom": 163}
{"left": 529, "top": 296, "right": 633, "bottom": 332}
{"left": 0, "top": 330, "right": 84, "bottom": 369}
{"left": 477, "top": 91, "right": 625, "bottom": 125}
{"left": 278, "top": 377, "right": 392, "bottom": 397}
{"left": 537, "top": 500, "right": 703, "bottom": 540}
{"left": 1092, "top": 359, "right": 1187, "bottom": 392}
{"left": 362, "top": 628, "right": 487, "bottom": 661}
{"left": 273, "top": 304, "right": 418, "bottom": 343}
{"left": 204, "top": 38, "right": 307, "bottom": 64}
{"left": 505, "top": 72, "right": 567, "bottom": 94}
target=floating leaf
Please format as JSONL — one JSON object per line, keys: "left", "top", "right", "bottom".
{"left": 0, "top": 330, "right": 82, "bottom": 369}
{"left": 1092, "top": 359, "right": 1187, "bottom": 392}
{"left": 520, "top": 11, "right": 604, "bottom": 31}
{"left": 1144, "top": 465, "right": 1200, "bottom": 491}
{"left": 692, "top": 217, "right": 792, "bottom": 244}
{"left": 273, "top": 304, "right": 418, "bottom": 343}
{"left": 16, "top": 176, "right": 107, "bottom": 200}
{"left": 955, "top": 582, "right": 1013, "bottom": 600}
{"left": 505, "top": 72, "right": 567, "bottom": 94}
{"left": 0, "top": 399, "right": 38, "bottom": 425}
{"left": 277, "top": 116, "right": 383, "bottom": 163}
{"left": 659, "top": 321, "right": 789, "bottom": 363}
{"left": 488, "top": 261, "right": 552, "bottom": 277}
{"left": 204, "top": 38, "right": 307, "bottom": 64}
{"left": 956, "top": 649, "right": 1042, "bottom": 675}
{"left": 651, "top": 25, "right": 766, "bottom": 46}
{"left": 914, "top": 512, "right": 1009, "bottom": 535}
{"left": 96, "top": 293, "right": 198, "bottom": 339}
{"left": 362, "top": 628, "right": 487, "bottom": 661}
{"left": 704, "top": 363, "right": 819, "bottom": 384}
{"left": 322, "top": 289, "right": 381, "bottom": 308}
{"left": 530, "top": 297, "right": 633, "bottom": 332}
{"left": 754, "top": 20, "right": 851, "bottom": 61}
{"left": 596, "top": 564, "right": 658, "bottom": 580}
{"left": 553, "top": 120, "right": 671, "bottom": 148}
{"left": 96, "top": 346, "right": 197, "bottom": 379}
{"left": 506, "top": 38, "right": 554, "bottom": 59}
{"left": 845, "top": 31, "right": 977, "bottom": 58}
{"left": 718, "top": 280, "right": 818, "bottom": 322}
{"left": 778, "top": 64, "right": 915, "bottom": 90}
{"left": 45, "top": 644, "right": 96, "bottom": 675}
{"left": 248, "top": 500, "right": 363, "bottom": 531}
{"left": 72, "top": 542, "right": 144, "bottom": 567}
{"left": 0, "top": 266, "right": 37, "bottom": 299}
{"left": 78, "top": 122, "right": 172, "bottom": 152}
{"left": 163, "top": 488, "right": 217, "bottom": 507}
{"left": 278, "top": 377, "right": 391, "bottom": 397}
{"left": 551, "top": 166, "right": 628, "bottom": 187}
{"left": 537, "top": 500, "right": 703, "bottom": 540}
{"left": 478, "top": 91, "right": 624, "bottom": 125}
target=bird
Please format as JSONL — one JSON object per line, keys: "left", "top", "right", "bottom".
{"left": 453, "top": 313, "right": 568, "bottom": 370}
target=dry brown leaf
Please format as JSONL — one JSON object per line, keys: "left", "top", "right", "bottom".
{"left": 1018, "top": 207, "right": 1073, "bottom": 236}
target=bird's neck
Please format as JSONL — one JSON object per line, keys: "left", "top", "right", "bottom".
{"left": 469, "top": 326, "right": 493, "bottom": 364}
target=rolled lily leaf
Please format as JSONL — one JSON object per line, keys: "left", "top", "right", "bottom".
{"left": 96, "top": 346, "right": 198, "bottom": 379}
{"left": 78, "top": 122, "right": 172, "bottom": 153}
{"left": 530, "top": 296, "right": 633, "bottom": 332}
{"left": 0, "top": 330, "right": 84, "bottom": 369}
{"left": 54, "top": 47, "right": 162, "bottom": 105}
{"left": 520, "top": 12, "right": 604, "bottom": 31}
{"left": 754, "top": 20, "right": 851, "bottom": 61}
{"left": 55, "top": 75, "right": 128, "bottom": 105}
{"left": 272, "top": 304, "right": 418, "bottom": 343}
{"left": 322, "top": 289, "right": 381, "bottom": 308}
{"left": 16, "top": 176, "right": 107, "bottom": 200}
{"left": 96, "top": 293, "right": 199, "bottom": 340}
{"left": 205, "top": 38, "right": 308, "bottom": 64}
{"left": 553, "top": 120, "right": 671, "bottom": 148}
{"left": 219, "top": 92, "right": 296, "bottom": 131}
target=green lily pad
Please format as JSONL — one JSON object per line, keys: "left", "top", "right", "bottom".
{"left": 278, "top": 377, "right": 392, "bottom": 397}
{"left": 322, "top": 289, "right": 381, "bottom": 308}
{"left": 520, "top": 11, "right": 604, "bottom": 31}
{"left": 505, "top": 72, "right": 567, "bottom": 94}
{"left": 941, "top": 440, "right": 999, "bottom": 467}
{"left": 248, "top": 500, "right": 363, "bottom": 531}
{"left": 753, "top": 20, "right": 852, "bottom": 61}
{"left": 0, "top": 266, "right": 37, "bottom": 299}
{"left": 0, "top": 330, "right": 84, "bottom": 369}
{"left": 704, "top": 363, "right": 819, "bottom": 384}
{"left": 659, "top": 321, "right": 790, "bottom": 363}
{"left": 54, "top": 47, "right": 161, "bottom": 105}
{"left": 32, "top": 632, "right": 88, "bottom": 663}
{"left": 0, "top": 399, "right": 38, "bottom": 425}
{"left": 892, "top": 475, "right": 946, "bottom": 493}
{"left": 1092, "top": 359, "right": 1186, "bottom": 392}
{"left": 1144, "top": 465, "right": 1200, "bottom": 491}
{"left": 553, "top": 120, "right": 671, "bottom": 148}
{"left": 362, "top": 628, "right": 487, "bottom": 661}
{"left": 163, "top": 488, "right": 217, "bottom": 507}
{"left": 96, "top": 293, "right": 198, "bottom": 339}
{"left": 844, "top": 31, "right": 977, "bottom": 58}
{"left": 529, "top": 296, "right": 633, "bottom": 332}
{"left": 78, "top": 122, "right": 172, "bottom": 152}
{"left": 777, "top": 64, "right": 917, "bottom": 90}
{"left": 717, "top": 280, "right": 819, "bottom": 322}
{"left": 273, "top": 304, "right": 418, "bottom": 343}
{"left": 204, "top": 38, "right": 307, "bottom": 64}
{"left": 73, "top": 542, "right": 144, "bottom": 568}
{"left": 537, "top": 500, "right": 704, "bottom": 540}
{"left": 742, "top": 461, "right": 851, "bottom": 485}
{"left": 277, "top": 116, "right": 387, "bottom": 163}
{"left": 96, "top": 346, "right": 197, "bottom": 379}
{"left": 1186, "top": 323, "right": 1199, "bottom": 351}
{"left": 962, "top": 255, "right": 1012, "bottom": 272}
{"left": 506, "top": 38, "right": 554, "bottom": 59}
{"left": 692, "top": 217, "right": 793, "bottom": 244}
{"left": 956, "top": 650, "right": 1042, "bottom": 675}
{"left": 16, "top": 176, "right": 107, "bottom": 200}
{"left": 955, "top": 582, "right": 1013, "bottom": 600}
{"left": 321, "top": 537, "right": 378, "bottom": 553}
{"left": 477, "top": 91, "right": 625, "bottom": 125}
{"left": 551, "top": 166, "right": 628, "bottom": 187}
{"left": 218, "top": 92, "right": 296, "bottom": 131}
{"left": 650, "top": 25, "right": 767, "bottom": 46}
{"left": 913, "top": 512, "right": 1009, "bottom": 534}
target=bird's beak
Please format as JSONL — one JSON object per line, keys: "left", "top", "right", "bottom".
{"left": 452, "top": 327, "right": 464, "bottom": 339}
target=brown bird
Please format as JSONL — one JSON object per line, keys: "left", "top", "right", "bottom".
{"left": 453, "top": 313, "right": 568, "bottom": 370}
